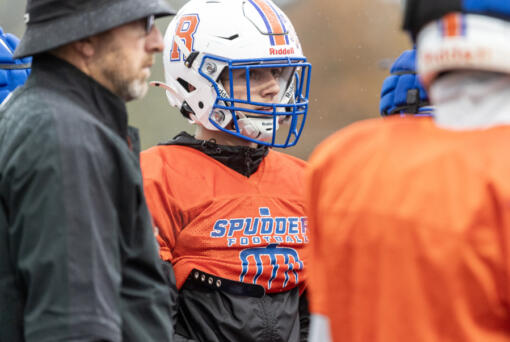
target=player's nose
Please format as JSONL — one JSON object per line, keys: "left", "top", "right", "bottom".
{"left": 259, "top": 71, "right": 280, "bottom": 100}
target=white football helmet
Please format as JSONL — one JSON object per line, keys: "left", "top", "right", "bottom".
{"left": 416, "top": 13, "right": 510, "bottom": 88}
{"left": 154, "top": 0, "right": 311, "bottom": 148}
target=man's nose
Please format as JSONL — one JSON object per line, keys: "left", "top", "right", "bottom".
{"left": 146, "top": 26, "right": 164, "bottom": 53}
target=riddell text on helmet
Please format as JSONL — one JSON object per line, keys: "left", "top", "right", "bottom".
{"left": 269, "top": 47, "right": 295, "bottom": 55}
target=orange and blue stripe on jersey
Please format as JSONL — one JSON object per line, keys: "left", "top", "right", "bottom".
{"left": 440, "top": 13, "right": 466, "bottom": 38}
{"left": 249, "top": 0, "right": 289, "bottom": 46}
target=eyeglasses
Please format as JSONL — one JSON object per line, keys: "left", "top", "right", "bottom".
{"left": 145, "top": 15, "right": 155, "bottom": 34}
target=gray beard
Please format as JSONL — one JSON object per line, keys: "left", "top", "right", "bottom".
{"left": 125, "top": 78, "right": 149, "bottom": 102}
{"left": 103, "top": 67, "right": 149, "bottom": 102}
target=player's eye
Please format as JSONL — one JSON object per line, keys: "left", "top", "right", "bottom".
{"left": 249, "top": 69, "right": 260, "bottom": 80}
{"left": 271, "top": 67, "right": 283, "bottom": 79}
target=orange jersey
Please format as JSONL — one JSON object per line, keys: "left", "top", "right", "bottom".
{"left": 141, "top": 145, "right": 309, "bottom": 293}
{"left": 306, "top": 116, "right": 510, "bottom": 342}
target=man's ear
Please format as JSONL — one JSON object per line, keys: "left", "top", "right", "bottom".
{"left": 73, "top": 37, "right": 95, "bottom": 58}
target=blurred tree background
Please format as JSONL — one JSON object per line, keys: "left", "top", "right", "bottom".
{"left": 0, "top": 0, "right": 409, "bottom": 159}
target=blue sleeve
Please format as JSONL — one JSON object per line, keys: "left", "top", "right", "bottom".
{"left": 0, "top": 27, "right": 31, "bottom": 104}
{"left": 379, "top": 49, "right": 432, "bottom": 116}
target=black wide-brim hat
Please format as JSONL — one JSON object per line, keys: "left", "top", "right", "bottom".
{"left": 14, "top": 0, "right": 176, "bottom": 58}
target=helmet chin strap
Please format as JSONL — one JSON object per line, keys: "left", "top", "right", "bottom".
{"left": 236, "top": 112, "right": 279, "bottom": 142}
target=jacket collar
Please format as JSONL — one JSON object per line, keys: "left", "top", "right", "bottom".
{"left": 28, "top": 53, "right": 128, "bottom": 139}
{"left": 162, "top": 131, "right": 269, "bottom": 177}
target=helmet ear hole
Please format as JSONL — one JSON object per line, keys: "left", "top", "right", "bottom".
{"left": 177, "top": 78, "right": 196, "bottom": 93}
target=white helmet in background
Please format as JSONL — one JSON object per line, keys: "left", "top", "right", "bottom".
{"left": 417, "top": 13, "right": 510, "bottom": 88}
{"left": 155, "top": 0, "right": 311, "bottom": 148}
{"left": 403, "top": 0, "right": 510, "bottom": 88}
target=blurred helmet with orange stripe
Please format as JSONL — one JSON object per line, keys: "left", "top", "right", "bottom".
{"left": 403, "top": 0, "right": 510, "bottom": 88}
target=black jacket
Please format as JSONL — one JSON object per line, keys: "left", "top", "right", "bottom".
{"left": 162, "top": 133, "right": 310, "bottom": 342}
{"left": 0, "top": 54, "right": 175, "bottom": 342}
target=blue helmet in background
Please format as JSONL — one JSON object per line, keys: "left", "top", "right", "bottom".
{"left": 0, "top": 27, "right": 31, "bottom": 104}
{"left": 379, "top": 48, "right": 433, "bottom": 116}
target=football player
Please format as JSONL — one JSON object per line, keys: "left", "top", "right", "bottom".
{"left": 307, "top": 0, "right": 510, "bottom": 341}
{"left": 0, "top": 27, "right": 31, "bottom": 104}
{"left": 140, "top": 0, "right": 312, "bottom": 341}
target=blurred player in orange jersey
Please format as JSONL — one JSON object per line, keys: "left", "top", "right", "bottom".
{"left": 140, "top": 0, "right": 312, "bottom": 341}
{"left": 306, "top": 0, "right": 510, "bottom": 341}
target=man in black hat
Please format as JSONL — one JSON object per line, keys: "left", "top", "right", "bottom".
{"left": 0, "top": 1, "right": 177, "bottom": 342}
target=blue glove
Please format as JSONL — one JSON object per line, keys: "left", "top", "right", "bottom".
{"left": 0, "top": 27, "right": 31, "bottom": 104}
{"left": 379, "top": 49, "right": 432, "bottom": 116}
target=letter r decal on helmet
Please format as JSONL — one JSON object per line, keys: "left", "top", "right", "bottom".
{"left": 249, "top": 0, "right": 289, "bottom": 46}
{"left": 170, "top": 14, "right": 200, "bottom": 61}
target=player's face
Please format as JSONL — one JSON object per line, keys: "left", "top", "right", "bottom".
{"left": 222, "top": 67, "right": 282, "bottom": 113}
{"left": 91, "top": 16, "right": 164, "bottom": 101}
